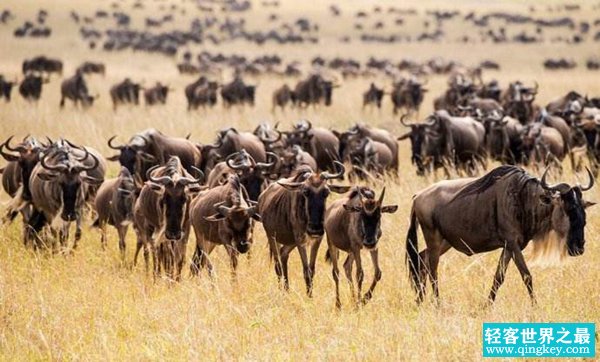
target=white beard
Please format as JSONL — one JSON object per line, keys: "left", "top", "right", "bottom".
{"left": 527, "top": 230, "right": 568, "bottom": 268}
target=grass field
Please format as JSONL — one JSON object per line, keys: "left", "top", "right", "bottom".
{"left": 0, "top": 0, "right": 599, "bottom": 360}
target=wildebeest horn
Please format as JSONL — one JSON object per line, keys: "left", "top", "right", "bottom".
{"left": 579, "top": 167, "right": 594, "bottom": 192}
{"left": 74, "top": 151, "right": 99, "bottom": 172}
{"left": 64, "top": 139, "right": 85, "bottom": 152}
{"left": 4, "top": 136, "right": 26, "bottom": 153}
{"left": 400, "top": 114, "right": 415, "bottom": 127}
{"left": 45, "top": 137, "right": 54, "bottom": 147}
{"left": 0, "top": 138, "right": 20, "bottom": 161}
{"left": 540, "top": 167, "right": 570, "bottom": 193}
{"left": 297, "top": 119, "right": 312, "bottom": 132}
{"left": 532, "top": 81, "right": 539, "bottom": 94}
{"left": 256, "top": 152, "right": 278, "bottom": 170}
{"left": 40, "top": 155, "right": 68, "bottom": 172}
{"left": 226, "top": 152, "right": 250, "bottom": 170}
{"left": 320, "top": 161, "right": 345, "bottom": 180}
{"left": 107, "top": 135, "right": 124, "bottom": 150}
{"left": 178, "top": 167, "right": 204, "bottom": 186}
{"left": 378, "top": 187, "right": 386, "bottom": 205}
{"left": 259, "top": 130, "right": 282, "bottom": 144}
{"left": 149, "top": 173, "right": 173, "bottom": 185}
{"left": 74, "top": 147, "right": 92, "bottom": 161}
{"left": 204, "top": 135, "right": 224, "bottom": 151}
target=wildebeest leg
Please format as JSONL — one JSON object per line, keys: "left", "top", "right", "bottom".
{"left": 297, "top": 244, "right": 313, "bottom": 297}
{"left": 60, "top": 96, "right": 65, "bottom": 108}
{"left": 100, "top": 223, "right": 107, "bottom": 251}
{"left": 511, "top": 243, "right": 536, "bottom": 304}
{"left": 343, "top": 254, "right": 355, "bottom": 297}
{"left": 420, "top": 227, "right": 444, "bottom": 302}
{"left": 116, "top": 225, "right": 128, "bottom": 260}
{"left": 225, "top": 244, "right": 239, "bottom": 277}
{"left": 308, "top": 236, "right": 322, "bottom": 280}
{"left": 487, "top": 248, "right": 513, "bottom": 304}
{"left": 362, "top": 249, "right": 381, "bottom": 304}
{"left": 280, "top": 244, "right": 294, "bottom": 291}
{"left": 328, "top": 246, "right": 342, "bottom": 309}
{"left": 353, "top": 248, "right": 364, "bottom": 304}
{"left": 73, "top": 215, "right": 82, "bottom": 249}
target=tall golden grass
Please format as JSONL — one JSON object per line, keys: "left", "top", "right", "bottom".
{"left": 0, "top": 0, "right": 599, "bottom": 360}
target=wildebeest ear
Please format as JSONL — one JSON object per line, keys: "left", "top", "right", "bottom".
{"left": 82, "top": 175, "right": 104, "bottom": 185}
{"left": 539, "top": 194, "right": 553, "bottom": 205}
{"left": 37, "top": 172, "right": 57, "bottom": 181}
{"left": 329, "top": 185, "right": 352, "bottom": 194}
{"left": 107, "top": 154, "right": 120, "bottom": 162}
{"left": 583, "top": 200, "right": 596, "bottom": 209}
{"left": 250, "top": 210, "right": 262, "bottom": 222}
{"left": 204, "top": 213, "right": 225, "bottom": 222}
{"left": 381, "top": 205, "right": 399, "bottom": 214}
{"left": 343, "top": 204, "right": 361, "bottom": 213}
{"left": 397, "top": 132, "right": 411, "bottom": 141}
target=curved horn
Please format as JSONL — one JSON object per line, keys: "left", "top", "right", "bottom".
{"left": 0, "top": 139, "right": 20, "bottom": 161}
{"left": 579, "top": 167, "right": 594, "bottom": 191}
{"left": 4, "top": 136, "right": 25, "bottom": 152}
{"left": 74, "top": 151, "right": 99, "bottom": 172}
{"left": 540, "top": 167, "right": 570, "bottom": 193}
{"left": 74, "top": 147, "right": 91, "bottom": 161}
{"left": 40, "top": 155, "right": 68, "bottom": 172}
{"left": 107, "top": 135, "right": 124, "bottom": 150}
{"left": 320, "top": 161, "right": 345, "bottom": 180}
{"left": 256, "top": 152, "right": 279, "bottom": 170}
{"left": 178, "top": 167, "right": 204, "bottom": 186}
{"left": 149, "top": 171, "right": 173, "bottom": 185}
{"left": 400, "top": 114, "right": 415, "bottom": 127}
{"left": 259, "top": 129, "right": 282, "bottom": 145}
{"left": 203, "top": 135, "right": 224, "bottom": 151}
{"left": 225, "top": 152, "right": 248, "bottom": 170}
{"left": 378, "top": 186, "right": 386, "bottom": 205}
{"left": 64, "top": 139, "right": 85, "bottom": 151}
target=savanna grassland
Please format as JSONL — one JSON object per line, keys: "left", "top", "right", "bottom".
{"left": 0, "top": 0, "right": 599, "bottom": 360}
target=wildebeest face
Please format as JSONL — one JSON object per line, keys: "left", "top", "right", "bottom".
{"left": 206, "top": 205, "right": 260, "bottom": 253}
{"left": 343, "top": 189, "right": 398, "bottom": 249}
{"left": 301, "top": 180, "right": 330, "bottom": 236}
{"left": 160, "top": 185, "right": 189, "bottom": 241}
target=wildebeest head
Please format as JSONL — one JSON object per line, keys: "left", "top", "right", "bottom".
{"left": 0, "top": 135, "right": 44, "bottom": 200}
{"left": 115, "top": 167, "right": 137, "bottom": 222}
{"left": 107, "top": 135, "right": 156, "bottom": 178}
{"left": 277, "top": 161, "right": 350, "bottom": 236}
{"left": 147, "top": 158, "right": 204, "bottom": 240}
{"left": 38, "top": 148, "right": 102, "bottom": 221}
{"left": 397, "top": 114, "right": 439, "bottom": 175}
{"left": 205, "top": 177, "right": 261, "bottom": 254}
{"left": 539, "top": 167, "right": 595, "bottom": 256}
{"left": 225, "top": 149, "right": 278, "bottom": 200}
{"left": 343, "top": 187, "right": 398, "bottom": 249}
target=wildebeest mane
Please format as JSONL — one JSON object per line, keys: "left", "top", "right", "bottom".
{"left": 453, "top": 165, "right": 526, "bottom": 200}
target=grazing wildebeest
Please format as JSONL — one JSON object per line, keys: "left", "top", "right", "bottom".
{"left": 144, "top": 82, "right": 170, "bottom": 106}
{"left": 285, "top": 120, "right": 340, "bottom": 172}
{"left": 93, "top": 167, "right": 137, "bottom": 256}
{"left": 189, "top": 174, "right": 261, "bottom": 276}
{"left": 19, "top": 74, "right": 46, "bottom": 101}
{"left": 76, "top": 61, "right": 106, "bottom": 76}
{"left": 110, "top": 78, "right": 143, "bottom": 110}
{"left": 22, "top": 56, "right": 63, "bottom": 76}
{"left": 325, "top": 187, "right": 397, "bottom": 308}
{"left": 362, "top": 83, "right": 384, "bottom": 109}
{"left": 0, "top": 75, "right": 15, "bottom": 101}
{"left": 406, "top": 166, "right": 595, "bottom": 304}
{"left": 27, "top": 147, "right": 104, "bottom": 249}
{"left": 257, "top": 162, "right": 350, "bottom": 296}
{"left": 133, "top": 157, "right": 204, "bottom": 280}
{"left": 60, "top": 71, "right": 96, "bottom": 108}
{"left": 272, "top": 84, "right": 296, "bottom": 112}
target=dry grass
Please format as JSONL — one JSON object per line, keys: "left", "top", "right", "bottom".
{"left": 1, "top": 0, "right": 599, "bottom": 360}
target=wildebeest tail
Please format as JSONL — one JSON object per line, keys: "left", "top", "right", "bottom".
{"left": 406, "top": 207, "right": 420, "bottom": 292}
{"left": 324, "top": 248, "right": 331, "bottom": 263}
{"left": 91, "top": 217, "right": 100, "bottom": 228}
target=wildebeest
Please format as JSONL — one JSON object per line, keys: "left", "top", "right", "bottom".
{"left": 110, "top": 78, "right": 143, "bottom": 110}
{"left": 22, "top": 56, "right": 63, "bottom": 76}
{"left": 60, "top": 71, "right": 96, "bottom": 108}
{"left": 294, "top": 73, "right": 338, "bottom": 107}
{"left": 285, "top": 120, "right": 340, "bottom": 172}
{"left": 133, "top": 156, "right": 204, "bottom": 280}
{"left": 272, "top": 84, "right": 296, "bottom": 111}
{"left": 0, "top": 75, "right": 15, "bottom": 101}
{"left": 189, "top": 174, "right": 260, "bottom": 276}
{"left": 93, "top": 167, "right": 137, "bottom": 256}
{"left": 336, "top": 123, "right": 399, "bottom": 171}
{"left": 520, "top": 121, "right": 565, "bottom": 168}
{"left": 362, "top": 82, "right": 384, "bottom": 109}
{"left": 220, "top": 76, "right": 255, "bottom": 107}
{"left": 502, "top": 81, "right": 539, "bottom": 124}
{"left": 144, "top": 82, "right": 170, "bottom": 106}
{"left": 545, "top": 91, "right": 587, "bottom": 122}
{"left": 406, "top": 166, "right": 595, "bottom": 304}
{"left": 257, "top": 162, "right": 350, "bottom": 295}
{"left": 277, "top": 145, "right": 318, "bottom": 178}
{"left": 324, "top": 187, "right": 397, "bottom": 308}
{"left": 185, "top": 76, "right": 219, "bottom": 110}
{"left": 76, "top": 61, "right": 106, "bottom": 76}
{"left": 27, "top": 146, "right": 104, "bottom": 249}
{"left": 19, "top": 74, "right": 46, "bottom": 101}
{"left": 390, "top": 77, "right": 427, "bottom": 115}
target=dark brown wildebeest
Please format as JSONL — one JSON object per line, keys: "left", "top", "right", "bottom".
{"left": 257, "top": 162, "right": 350, "bottom": 296}
{"left": 27, "top": 146, "right": 104, "bottom": 249}
{"left": 398, "top": 111, "right": 486, "bottom": 176}
{"left": 189, "top": 174, "right": 261, "bottom": 276}
{"left": 545, "top": 91, "right": 587, "bottom": 122}
{"left": 207, "top": 128, "right": 268, "bottom": 166}
{"left": 335, "top": 123, "right": 399, "bottom": 171}
{"left": 390, "top": 78, "right": 427, "bottom": 115}
{"left": 188, "top": 80, "right": 219, "bottom": 110}
{"left": 406, "top": 165, "right": 595, "bottom": 304}
{"left": 501, "top": 81, "right": 539, "bottom": 124}
{"left": 206, "top": 149, "right": 277, "bottom": 201}
{"left": 285, "top": 120, "right": 340, "bottom": 172}
{"left": 325, "top": 187, "right": 397, "bottom": 308}
{"left": 220, "top": 76, "right": 255, "bottom": 107}
{"left": 272, "top": 84, "right": 296, "bottom": 112}
{"left": 277, "top": 145, "right": 317, "bottom": 178}
{"left": 362, "top": 82, "right": 384, "bottom": 109}
{"left": 60, "top": 71, "right": 96, "bottom": 108}
{"left": 133, "top": 156, "right": 204, "bottom": 280}
{"left": 22, "top": 56, "right": 63, "bottom": 76}
{"left": 520, "top": 121, "right": 565, "bottom": 169}
{"left": 433, "top": 74, "right": 476, "bottom": 115}
{"left": 294, "top": 73, "right": 338, "bottom": 107}
{"left": 93, "top": 167, "right": 137, "bottom": 256}
{"left": 253, "top": 122, "right": 285, "bottom": 154}
{"left": 477, "top": 79, "right": 502, "bottom": 101}
{"left": 0, "top": 75, "right": 15, "bottom": 101}
{"left": 347, "top": 137, "right": 393, "bottom": 180}
{"left": 479, "top": 111, "right": 524, "bottom": 164}
{"left": 76, "top": 61, "right": 105, "bottom": 76}
{"left": 110, "top": 78, "right": 143, "bottom": 110}
{"left": 144, "top": 82, "right": 170, "bottom": 106}
{"left": 19, "top": 74, "right": 46, "bottom": 101}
